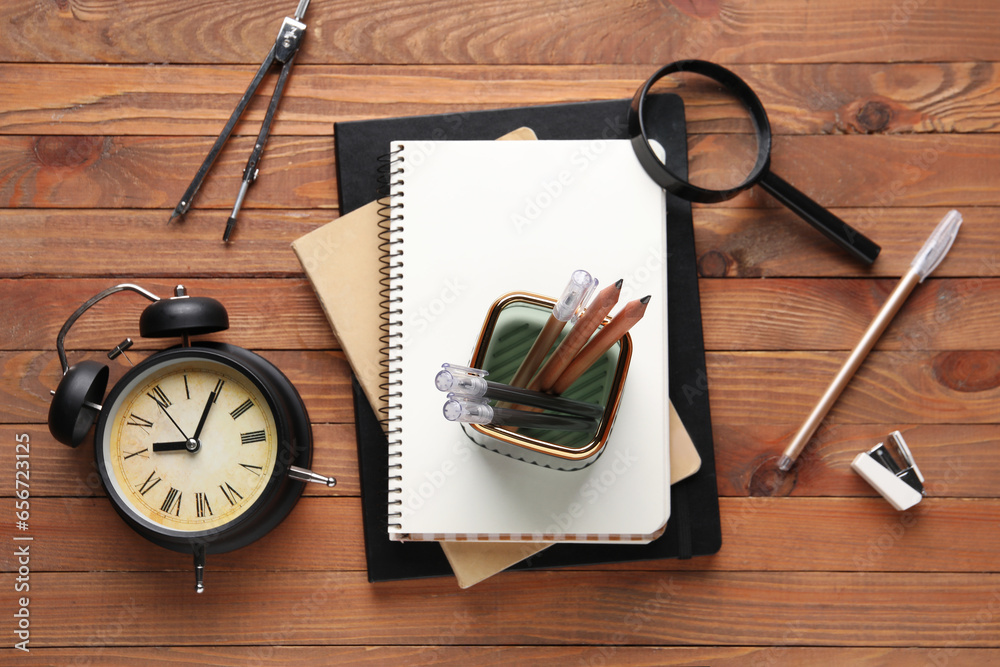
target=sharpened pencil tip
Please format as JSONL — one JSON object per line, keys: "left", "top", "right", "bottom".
{"left": 614, "top": 278, "right": 623, "bottom": 289}
{"left": 640, "top": 294, "right": 651, "bottom": 304}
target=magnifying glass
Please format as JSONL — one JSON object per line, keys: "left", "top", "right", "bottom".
{"left": 628, "top": 60, "right": 881, "bottom": 265}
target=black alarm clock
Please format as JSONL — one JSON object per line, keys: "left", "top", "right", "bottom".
{"left": 48, "top": 283, "right": 335, "bottom": 593}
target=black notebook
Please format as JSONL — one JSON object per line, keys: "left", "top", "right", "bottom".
{"left": 336, "top": 97, "right": 721, "bottom": 581}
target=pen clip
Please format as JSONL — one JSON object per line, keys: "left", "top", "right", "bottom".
{"left": 569, "top": 279, "right": 600, "bottom": 324}
{"left": 439, "top": 362, "right": 488, "bottom": 378}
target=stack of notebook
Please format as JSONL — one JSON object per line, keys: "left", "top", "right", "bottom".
{"left": 294, "top": 97, "right": 721, "bottom": 584}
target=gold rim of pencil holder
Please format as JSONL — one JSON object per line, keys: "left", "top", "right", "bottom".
{"left": 467, "top": 292, "right": 632, "bottom": 464}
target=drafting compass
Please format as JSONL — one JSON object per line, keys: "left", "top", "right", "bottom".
{"left": 169, "top": 0, "right": 311, "bottom": 242}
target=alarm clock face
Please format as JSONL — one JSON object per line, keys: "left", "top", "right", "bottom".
{"left": 97, "top": 350, "right": 282, "bottom": 536}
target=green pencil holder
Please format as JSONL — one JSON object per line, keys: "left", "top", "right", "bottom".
{"left": 462, "top": 292, "right": 632, "bottom": 471}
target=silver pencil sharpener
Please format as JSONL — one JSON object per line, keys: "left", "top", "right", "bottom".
{"left": 851, "top": 431, "right": 925, "bottom": 511}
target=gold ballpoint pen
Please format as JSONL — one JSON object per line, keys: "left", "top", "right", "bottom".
{"left": 777, "top": 210, "right": 963, "bottom": 472}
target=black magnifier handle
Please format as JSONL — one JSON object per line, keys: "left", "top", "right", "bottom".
{"left": 758, "top": 171, "right": 881, "bottom": 265}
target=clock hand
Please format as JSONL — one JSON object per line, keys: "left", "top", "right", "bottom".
{"left": 153, "top": 390, "right": 216, "bottom": 454}
{"left": 157, "top": 403, "right": 191, "bottom": 441}
{"left": 192, "top": 390, "right": 216, "bottom": 442}
{"left": 152, "top": 440, "right": 192, "bottom": 452}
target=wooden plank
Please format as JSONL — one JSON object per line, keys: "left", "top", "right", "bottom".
{"left": 5, "top": 275, "right": 993, "bottom": 354}
{"left": 1, "top": 207, "right": 996, "bottom": 279}
{"left": 0, "top": 135, "right": 336, "bottom": 210}
{"left": 4, "top": 419, "right": 994, "bottom": 501}
{"left": 713, "top": 424, "right": 999, "bottom": 498}
{"left": 0, "top": 423, "right": 358, "bottom": 498}
{"left": 10, "top": 346, "right": 999, "bottom": 426}
{"left": 0, "top": 64, "right": 639, "bottom": 137}
{"left": 0, "top": 350, "right": 355, "bottom": 424}
{"left": 6, "top": 63, "right": 1000, "bottom": 136}
{"left": 705, "top": 350, "right": 1000, "bottom": 425}
{"left": 3, "top": 497, "right": 998, "bottom": 574}
{"left": 715, "top": 134, "right": 1000, "bottom": 209}
{"left": 2, "top": 134, "right": 997, "bottom": 210}
{"left": 691, "top": 206, "right": 1000, "bottom": 278}
{"left": 0, "top": 209, "right": 333, "bottom": 278}
{"left": 3, "top": 646, "right": 999, "bottom": 666}
{"left": 1, "top": 0, "right": 998, "bottom": 65}
{"left": 699, "top": 278, "right": 997, "bottom": 351}
{"left": 0, "top": 278, "right": 337, "bottom": 351}
{"left": 601, "top": 498, "right": 1000, "bottom": 573}
{"left": 2, "top": 570, "right": 998, "bottom": 646}
{"left": 0, "top": 497, "right": 366, "bottom": 573}
{"left": 8, "top": 346, "right": 999, "bottom": 426}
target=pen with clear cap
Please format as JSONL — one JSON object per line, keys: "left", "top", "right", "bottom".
{"left": 531, "top": 279, "right": 623, "bottom": 393}
{"left": 508, "top": 270, "right": 596, "bottom": 388}
{"left": 777, "top": 210, "right": 963, "bottom": 472}
{"left": 442, "top": 395, "right": 597, "bottom": 432}
{"left": 435, "top": 364, "right": 604, "bottom": 419}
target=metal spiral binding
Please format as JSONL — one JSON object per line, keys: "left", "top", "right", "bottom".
{"left": 377, "top": 145, "right": 405, "bottom": 530}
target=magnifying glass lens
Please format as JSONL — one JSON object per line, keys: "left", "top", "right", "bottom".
{"left": 646, "top": 71, "right": 761, "bottom": 192}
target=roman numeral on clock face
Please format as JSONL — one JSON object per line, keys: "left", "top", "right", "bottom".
{"left": 138, "top": 471, "right": 161, "bottom": 495}
{"left": 148, "top": 385, "right": 171, "bottom": 410}
{"left": 212, "top": 379, "right": 226, "bottom": 402}
{"left": 127, "top": 413, "right": 154, "bottom": 433}
{"left": 230, "top": 399, "right": 253, "bottom": 420}
{"left": 220, "top": 482, "right": 243, "bottom": 505}
{"left": 195, "top": 492, "right": 213, "bottom": 518}
{"left": 240, "top": 463, "right": 263, "bottom": 476}
{"left": 160, "top": 487, "right": 182, "bottom": 515}
{"left": 241, "top": 430, "right": 266, "bottom": 445}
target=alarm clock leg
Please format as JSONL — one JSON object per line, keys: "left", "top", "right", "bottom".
{"left": 194, "top": 545, "right": 206, "bottom": 594}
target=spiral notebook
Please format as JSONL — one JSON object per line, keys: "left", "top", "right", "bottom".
{"left": 380, "top": 139, "right": 669, "bottom": 542}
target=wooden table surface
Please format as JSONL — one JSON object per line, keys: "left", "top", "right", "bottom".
{"left": 3, "top": 0, "right": 1000, "bottom": 664}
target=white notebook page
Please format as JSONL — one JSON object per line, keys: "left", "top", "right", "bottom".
{"left": 386, "top": 139, "right": 669, "bottom": 541}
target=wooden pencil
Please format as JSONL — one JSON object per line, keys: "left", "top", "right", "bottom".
{"left": 550, "top": 295, "right": 651, "bottom": 395}
{"left": 508, "top": 315, "right": 566, "bottom": 388}
{"left": 530, "top": 279, "right": 623, "bottom": 392}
